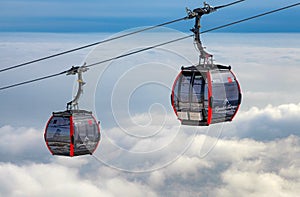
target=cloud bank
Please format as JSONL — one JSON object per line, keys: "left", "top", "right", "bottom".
{"left": 0, "top": 102, "right": 299, "bottom": 196}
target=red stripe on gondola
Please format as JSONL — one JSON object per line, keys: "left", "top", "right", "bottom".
{"left": 70, "top": 116, "right": 74, "bottom": 157}
{"left": 230, "top": 70, "right": 242, "bottom": 121}
{"left": 44, "top": 115, "right": 54, "bottom": 155}
{"left": 171, "top": 71, "right": 182, "bottom": 118}
{"left": 207, "top": 72, "right": 212, "bottom": 125}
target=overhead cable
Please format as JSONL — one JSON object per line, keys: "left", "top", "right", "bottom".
{"left": 0, "top": 2, "right": 299, "bottom": 91}
{"left": 0, "top": 17, "right": 188, "bottom": 73}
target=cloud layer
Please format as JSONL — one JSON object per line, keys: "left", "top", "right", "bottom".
{"left": 224, "top": 103, "right": 300, "bottom": 141}
{"left": 0, "top": 102, "right": 299, "bottom": 196}
{"left": 0, "top": 133, "right": 298, "bottom": 196}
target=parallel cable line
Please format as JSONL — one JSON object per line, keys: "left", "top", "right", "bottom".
{"left": 0, "top": 17, "right": 188, "bottom": 73}
{"left": 0, "top": 3, "right": 299, "bottom": 91}
{"left": 0, "top": 71, "right": 67, "bottom": 91}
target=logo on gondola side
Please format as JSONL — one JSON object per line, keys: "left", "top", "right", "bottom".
{"left": 214, "top": 99, "right": 236, "bottom": 114}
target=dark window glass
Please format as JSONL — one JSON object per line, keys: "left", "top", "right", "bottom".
{"left": 73, "top": 113, "right": 99, "bottom": 155}
{"left": 179, "top": 75, "right": 191, "bottom": 102}
{"left": 45, "top": 116, "right": 70, "bottom": 155}
{"left": 210, "top": 70, "right": 240, "bottom": 120}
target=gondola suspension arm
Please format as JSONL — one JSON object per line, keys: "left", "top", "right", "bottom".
{"left": 66, "top": 63, "right": 88, "bottom": 110}
{"left": 186, "top": 1, "right": 245, "bottom": 66}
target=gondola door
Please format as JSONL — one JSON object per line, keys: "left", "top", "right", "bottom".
{"left": 172, "top": 70, "right": 210, "bottom": 126}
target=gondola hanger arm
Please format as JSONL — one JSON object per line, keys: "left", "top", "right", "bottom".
{"left": 185, "top": 0, "right": 245, "bottom": 66}
{"left": 66, "top": 63, "right": 88, "bottom": 110}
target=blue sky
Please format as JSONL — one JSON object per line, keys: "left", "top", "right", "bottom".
{"left": 1, "top": 0, "right": 300, "bottom": 32}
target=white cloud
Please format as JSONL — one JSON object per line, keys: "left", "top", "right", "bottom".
{"left": 0, "top": 125, "right": 41, "bottom": 154}
{"left": 148, "top": 170, "right": 165, "bottom": 188}
{"left": 215, "top": 170, "right": 299, "bottom": 197}
{"left": 208, "top": 135, "right": 300, "bottom": 197}
{"left": 0, "top": 125, "right": 49, "bottom": 162}
{"left": 0, "top": 111, "right": 299, "bottom": 196}
{"left": 0, "top": 162, "right": 110, "bottom": 197}
{"left": 243, "top": 91, "right": 300, "bottom": 110}
{"left": 224, "top": 103, "right": 300, "bottom": 140}
{"left": 92, "top": 110, "right": 198, "bottom": 171}
{"left": 0, "top": 162, "right": 159, "bottom": 197}
{"left": 104, "top": 178, "right": 157, "bottom": 197}
{"left": 142, "top": 135, "right": 300, "bottom": 196}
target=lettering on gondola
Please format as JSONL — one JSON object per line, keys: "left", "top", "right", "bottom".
{"left": 214, "top": 104, "right": 237, "bottom": 114}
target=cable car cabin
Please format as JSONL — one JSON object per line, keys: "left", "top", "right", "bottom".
{"left": 171, "top": 65, "right": 241, "bottom": 126}
{"left": 44, "top": 110, "right": 100, "bottom": 157}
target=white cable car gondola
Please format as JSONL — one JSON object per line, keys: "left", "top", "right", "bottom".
{"left": 171, "top": 3, "right": 242, "bottom": 126}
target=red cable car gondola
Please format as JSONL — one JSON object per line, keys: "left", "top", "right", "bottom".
{"left": 44, "top": 66, "right": 100, "bottom": 156}
{"left": 171, "top": 65, "right": 241, "bottom": 126}
{"left": 171, "top": 3, "right": 242, "bottom": 126}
